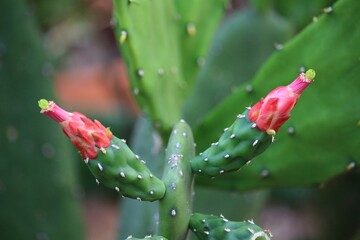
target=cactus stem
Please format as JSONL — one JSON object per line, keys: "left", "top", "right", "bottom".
{"left": 115, "top": 187, "right": 120, "bottom": 192}
{"left": 84, "top": 158, "right": 89, "bottom": 164}
{"left": 120, "top": 30, "right": 127, "bottom": 44}
{"left": 111, "top": 144, "right": 120, "bottom": 150}
{"left": 96, "top": 179, "right": 100, "bottom": 185}
{"left": 97, "top": 163, "right": 103, "bottom": 171}
{"left": 186, "top": 23, "right": 196, "bottom": 36}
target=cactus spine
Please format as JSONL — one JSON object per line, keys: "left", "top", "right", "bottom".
{"left": 190, "top": 213, "right": 272, "bottom": 240}
{"left": 158, "top": 120, "right": 195, "bottom": 239}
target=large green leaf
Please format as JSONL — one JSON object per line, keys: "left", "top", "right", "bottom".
{"left": 193, "top": 0, "right": 360, "bottom": 190}
{"left": 112, "top": 0, "right": 229, "bottom": 137}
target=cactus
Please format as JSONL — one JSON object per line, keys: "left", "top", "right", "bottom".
{"left": 193, "top": 0, "right": 360, "bottom": 190}
{"left": 36, "top": 0, "right": 360, "bottom": 238}
{"left": 191, "top": 70, "right": 314, "bottom": 177}
{"left": 184, "top": 4, "right": 294, "bottom": 125}
{"left": 39, "top": 99, "right": 165, "bottom": 201}
{"left": 190, "top": 213, "right": 272, "bottom": 240}
{"left": 159, "top": 120, "right": 195, "bottom": 239}
{"left": 112, "top": 0, "right": 229, "bottom": 136}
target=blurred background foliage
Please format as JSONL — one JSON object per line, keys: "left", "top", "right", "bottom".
{"left": 1, "top": 0, "right": 359, "bottom": 240}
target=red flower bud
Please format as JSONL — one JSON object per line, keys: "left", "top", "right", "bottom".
{"left": 248, "top": 69, "right": 315, "bottom": 134}
{"left": 39, "top": 99, "right": 113, "bottom": 159}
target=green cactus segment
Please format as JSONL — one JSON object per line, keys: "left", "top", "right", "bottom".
{"left": 125, "top": 236, "right": 168, "bottom": 240}
{"left": 191, "top": 110, "right": 272, "bottom": 177}
{"left": 190, "top": 213, "right": 272, "bottom": 240}
{"left": 193, "top": 0, "right": 360, "bottom": 190}
{"left": 159, "top": 120, "right": 195, "bottom": 239}
{"left": 113, "top": 0, "right": 229, "bottom": 136}
{"left": 87, "top": 136, "right": 165, "bottom": 201}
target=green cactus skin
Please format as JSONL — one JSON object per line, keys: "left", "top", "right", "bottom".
{"left": 191, "top": 110, "right": 272, "bottom": 177}
{"left": 190, "top": 213, "right": 272, "bottom": 240}
{"left": 125, "top": 236, "right": 168, "bottom": 240}
{"left": 112, "top": 0, "right": 229, "bottom": 137}
{"left": 87, "top": 136, "right": 165, "bottom": 201}
{"left": 158, "top": 120, "right": 195, "bottom": 239}
{"left": 0, "top": 0, "right": 84, "bottom": 238}
{"left": 193, "top": 0, "right": 360, "bottom": 190}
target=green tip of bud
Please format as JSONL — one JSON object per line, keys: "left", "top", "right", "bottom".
{"left": 38, "top": 99, "right": 49, "bottom": 110}
{"left": 305, "top": 69, "right": 316, "bottom": 80}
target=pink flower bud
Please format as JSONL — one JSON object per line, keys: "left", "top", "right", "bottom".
{"left": 39, "top": 99, "right": 113, "bottom": 159}
{"left": 248, "top": 69, "right": 315, "bottom": 134}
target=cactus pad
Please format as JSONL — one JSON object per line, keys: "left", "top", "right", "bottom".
{"left": 190, "top": 213, "right": 272, "bottom": 240}
{"left": 191, "top": 110, "right": 272, "bottom": 177}
{"left": 159, "top": 120, "right": 195, "bottom": 239}
{"left": 87, "top": 136, "right": 166, "bottom": 201}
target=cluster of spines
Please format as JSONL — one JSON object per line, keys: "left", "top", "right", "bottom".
{"left": 190, "top": 213, "right": 272, "bottom": 240}
{"left": 191, "top": 109, "right": 272, "bottom": 177}
{"left": 158, "top": 120, "right": 195, "bottom": 240}
{"left": 87, "top": 136, "right": 166, "bottom": 201}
